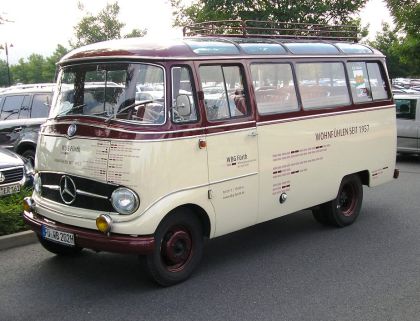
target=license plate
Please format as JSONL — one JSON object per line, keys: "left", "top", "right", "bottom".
{"left": 0, "top": 183, "right": 21, "bottom": 196}
{"left": 42, "top": 225, "right": 75, "bottom": 247}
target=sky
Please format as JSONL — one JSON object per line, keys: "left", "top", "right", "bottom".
{"left": 0, "top": 0, "right": 393, "bottom": 65}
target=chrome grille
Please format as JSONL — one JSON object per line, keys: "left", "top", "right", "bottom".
{"left": 0, "top": 167, "right": 24, "bottom": 184}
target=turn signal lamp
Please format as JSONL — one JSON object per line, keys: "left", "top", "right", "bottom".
{"left": 23, "top": 197, "right": 34, "bottom": 212}
{"left": 96, "top": 214, "right": 113, "bottom": 234}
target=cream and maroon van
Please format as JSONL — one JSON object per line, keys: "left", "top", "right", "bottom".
{"left": 23, "top": 21, "right": 398, "bottom": 286}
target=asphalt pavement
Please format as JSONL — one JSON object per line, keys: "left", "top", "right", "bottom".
{"left": 0, "top": 156, "right": 419, "bottom": 321}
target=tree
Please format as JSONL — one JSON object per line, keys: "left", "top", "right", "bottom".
{"left": 369, "top": 0, "right": 420, "bottom": 78}
{"left": 171, "top": 0, "right": 368, "bottom": 31}
{"left": 71, "top": 2, "right": 147, "bottom": 48}
{"left": 44, "top": 45, "right": 69, "bottom": 82}
{"left": 367, "top": 23, "right": 411, "bottom": 78}
{"left": 0, "top": 60, "right": 10, "bottom": 87}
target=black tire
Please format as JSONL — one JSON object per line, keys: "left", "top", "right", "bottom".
{"left": 145, "top": 209, "right": 203, "bottom": 286}
{"left": 21, "top": 149, "right": 36, "bottom": 167}
{"left": 312, "top": 175, "right": 363, "bottom": 227}
{"left": 37, "top": 235, "right": 83, "bottom": 256}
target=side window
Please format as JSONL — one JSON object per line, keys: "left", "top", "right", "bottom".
{"left": 199, "top": 65, "right": 248, "bottom": 121}
{"left": 367, "top": 63, "right": 388, "bottom": 100}
{"left": 30, "top": 94, "right": 51, "bottom": 118}
{"left": 250, "top": 63, "right": 298, "bottom": 114}
{"left": 296, "top": 62, "right": 350, "bottom": 110}
{"left": 347, "top": 62, "right": 372, "bottom": 103}
{"left": 19, "top": 95, "right": 31, "bottom": 119}
{"left": 395, "top": 99, "right": 416, "bottom": 120}
{"left": 171, "top": 66, "right": 198, "bottom": 123}
{"left": 1, "top": 95, "right": 25, "bottom": 120}
{"left": 348, "top": 62, "right": 389, "bottom": 103}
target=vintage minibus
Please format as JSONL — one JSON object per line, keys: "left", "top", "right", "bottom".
{"left": 23, "top": 21, "right": 398, "bottom": 286}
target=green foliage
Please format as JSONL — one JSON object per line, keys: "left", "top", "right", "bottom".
{"left": 8, "top": 45, "right": 68, "bottom": 85}
{"left": 171, "top": 0, "right": 368, "bottom": 30}
{"left": 0, "top": 60, "right": 10, "bottom": 87}
{"left": 0, "top": 188, "right": 32, "bottom": 236}
{"left": 368, "top": 1, "right": 420, "bottom": 78}
{"left": 71, "top": 2, "right": 147, "bottom": 48}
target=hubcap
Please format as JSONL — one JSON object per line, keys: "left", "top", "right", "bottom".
{"left": 337, "top": 183, "right": 356, "bottom": 217}
{"left": 161, "top": 227, "right": 192, "bottom": 272}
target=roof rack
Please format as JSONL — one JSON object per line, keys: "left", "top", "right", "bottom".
{"left": 183, "top": 20, "right": 359, "bottom": 42}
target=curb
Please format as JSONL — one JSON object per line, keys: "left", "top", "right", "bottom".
{"left": 0, "top": 230, "right": 37, "bottom": 251}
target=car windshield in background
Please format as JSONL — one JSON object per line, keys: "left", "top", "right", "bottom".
{"left": 50, "top": 63, "right": 165, "bottom": 124}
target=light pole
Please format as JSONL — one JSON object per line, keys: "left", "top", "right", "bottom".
{"left": 0, "top": 42, "right": 12, "bottom": 86}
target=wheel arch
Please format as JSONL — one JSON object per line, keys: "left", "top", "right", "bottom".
{"left": 15, "top": 141, "right": 36, "bottom": 155}
{"left": 354, "top": 170, "right": 370, "bottom": 186}
{"left": 164, "top": 204, "right": 211, "bottom": 238}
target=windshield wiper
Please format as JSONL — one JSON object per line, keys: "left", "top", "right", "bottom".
{"left": 54, "top": 104, "right": 86, "bottom": 119}
{"left": 105, "top": 100, "right": 153, "bottom": 123}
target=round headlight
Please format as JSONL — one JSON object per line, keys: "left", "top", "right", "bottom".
{"left": 34, "top": 173, "right": 42, "bottom": 194}
{"left": 111, "top": 188, "right": 139, "bottom": 215}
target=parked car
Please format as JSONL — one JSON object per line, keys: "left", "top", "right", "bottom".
{"left": 0, "top": 148, "right": 34, "bottom": 197}
{"left": 0, "top": 84, "right": 54, "bottom": 165}
{"left": 394, "top": 93, "right": 420, "bottom": 155}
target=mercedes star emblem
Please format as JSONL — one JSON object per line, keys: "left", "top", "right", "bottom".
{"left": 0, "top": 172, "right": 5, "bottom": 183}
{"left": 59, "top": 175, "right": 77, "bottom": 204}
{"left": 67, "top": 124, "right": 77, "bottom": 137}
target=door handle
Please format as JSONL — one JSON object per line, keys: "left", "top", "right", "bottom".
{"left": 248, "top": 131, "right": 258, "bottom": 137}
{"left": 13, "top": 127, "right": 23, "bottom": 133}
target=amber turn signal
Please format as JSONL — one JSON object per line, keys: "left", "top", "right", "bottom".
{"left": 96, "top": 214, "right": 113, "bottom": 234}
{"left": 23, "top": 197, "right": 34, "bottom": 212}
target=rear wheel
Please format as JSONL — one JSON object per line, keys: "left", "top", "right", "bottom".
{"left": 37, "top": 235, "right": 83, "bottom": 256}
{"left": 145, "top": 209, "right": 203, "bottom": 286}
{"left": 312, "top": 175, "right": 363, "bottom": 227}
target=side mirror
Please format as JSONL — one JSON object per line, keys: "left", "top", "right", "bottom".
{"left": 175, "top": 94, "right": 192, "bottom": 117}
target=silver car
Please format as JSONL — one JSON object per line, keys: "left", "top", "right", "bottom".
{"left": 395, "top": 94, "right": 420, "bottom": 154}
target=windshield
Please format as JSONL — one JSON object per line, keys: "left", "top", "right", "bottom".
{"left": 50, "top": 63, "right": 165, "bottom": 124}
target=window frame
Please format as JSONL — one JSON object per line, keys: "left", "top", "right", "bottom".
{"left": 170, "top": 65, "right": 200, "bottom": 124}
{"left": 250, "top": 62, "right": 300, "bottom": 116}
{"left": 198, "top": 63, "right": 251, "bottom": 123}
{"left": 296, "top": 61, "right": 351, "bottom": 111}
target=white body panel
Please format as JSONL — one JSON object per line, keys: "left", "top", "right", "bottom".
{"left": 34, "top": 106, "right": 396, "bottom": 238}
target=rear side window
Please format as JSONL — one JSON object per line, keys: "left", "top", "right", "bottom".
{"left": 1, "top": 95, "right": 26, "bottom": 120}
{"left": 347, "top": 62, "right": 389, "bottom": 103}
{"left": 296, "top": 62, "right": 350, "bottom": 110}
{"left": 250, "top": 63, "right": 299, "bottom": 114}
{"left": 199, "top": 65, "right": 248, "bottom": 121}
{"left": 31, "top": 94, "right": 51, "bottom": 118}
{"left": 19, "top": 95, "right": 31, "bottom": 119}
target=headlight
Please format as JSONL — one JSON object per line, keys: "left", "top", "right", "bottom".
{"left": 34, "top": 173, "right": 42, "bottom": 194}
{"left": 111, "top": 188, "right": 139, "bottom": 215}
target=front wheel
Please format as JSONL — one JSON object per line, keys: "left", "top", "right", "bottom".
{"left": 145, "top": 209, "right": 203, "bottom": 286}
{"left": 312, "top": 175, "right": 363, "bottom": 227}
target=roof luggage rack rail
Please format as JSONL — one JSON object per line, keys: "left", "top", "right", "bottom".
{"left": 183, "top": 20, "right": 359, "bottom": 42}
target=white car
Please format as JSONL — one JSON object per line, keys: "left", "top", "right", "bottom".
{"left": 395, "top": 93, "right": 420, "bottom": 154}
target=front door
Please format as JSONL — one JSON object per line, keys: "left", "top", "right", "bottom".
{"left": 198, "top": 64, "right": 259, "bottom": 237}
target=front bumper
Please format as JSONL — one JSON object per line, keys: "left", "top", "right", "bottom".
{"left": 23, "top": 210, "right": 155, "bottom": 255}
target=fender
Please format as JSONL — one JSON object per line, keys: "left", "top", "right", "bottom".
{"left": 110, "top": 185, "right": 216, "bottom": 237}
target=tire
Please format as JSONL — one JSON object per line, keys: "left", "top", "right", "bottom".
{"left": 312, "top": 175, "right": 363, "bottom": 227}
{"left": 37, "top": 235, "right": 83, "bottom": 256}
{"left": 145, "top": 209, "right": 203, "bottom": 286}
{"left": 21, "top": 149, "right": 36, "bottom": 168}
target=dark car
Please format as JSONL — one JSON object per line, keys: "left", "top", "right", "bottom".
{"left": 0, "top": 148, "right": 34, "bottom": 197}
{"left": 0, "top": 84, "right": 54, "bottom": 165}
